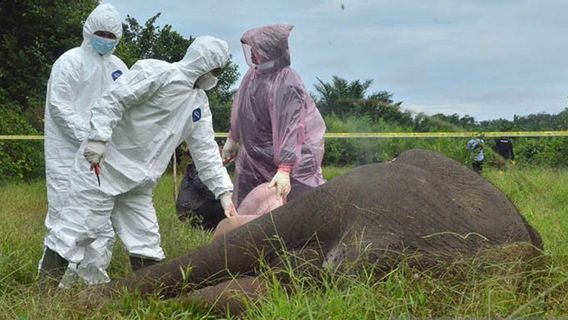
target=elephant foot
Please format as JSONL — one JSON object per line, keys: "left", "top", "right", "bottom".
{"left": 212, "top": 216, "right": 259, "bottom": 240}
{"left": 182, "top": 276, "right": 266, "bottom": 316}
{"left": 77, "top": 283, "right": 115, "bottom": 311}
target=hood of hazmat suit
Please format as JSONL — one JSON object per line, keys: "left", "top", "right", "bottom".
{"left": 85, "top": 36, "right": 233, "bottom": 197}
{"left": 42, "top": 3, "right": 127, "bottom": 284}
{"left": 229, "top": 24, "right": 326, "bottom": 205}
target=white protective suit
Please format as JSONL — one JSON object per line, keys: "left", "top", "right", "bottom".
{"left": 44, "top": 36, "right": 234, "bottom": 279}
{"left": 41, "top": 4, "right": 127, "bottom": 284}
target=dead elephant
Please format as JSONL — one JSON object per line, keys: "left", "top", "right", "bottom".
{"left": 82, "top": 149, "right": 542, "bottom": 312}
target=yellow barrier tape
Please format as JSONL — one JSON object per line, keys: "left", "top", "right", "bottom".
{"left": 0, "top": 135, "right": 44, "bottom": 140}
{"left": 323, "top": 131, "right": 568, "bottom": 138}
{"left": 1, "top": 131, "right": 568, "bottom": 141}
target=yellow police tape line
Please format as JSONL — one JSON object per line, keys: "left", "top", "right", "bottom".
{"left": 322, "top": 131, "right": 568, "bottom": 138}
{"left": 1, "top": 131, "right": 568, "bottom": 141}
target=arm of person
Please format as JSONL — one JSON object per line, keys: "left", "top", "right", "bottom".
{"left": 88, "top": 63, "right": 165, "bottom": 142}
{"left": 228, "top": 73, "right": 248, "bottom": 143}
{"left": 271, "top": 83, "right": 306, "bottom": 171}
{"left": 46, "top": 58, "right": 88, "bottom": 143}
{"left": 185, "top": 99, "right": 233, "bottom": 199}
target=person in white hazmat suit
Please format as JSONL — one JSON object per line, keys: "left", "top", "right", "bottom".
{"left": 40, "top": 3, "right": 128, "bottom": 285}
{"left": 39, "top": 36, "right": 238, "bottom": 283}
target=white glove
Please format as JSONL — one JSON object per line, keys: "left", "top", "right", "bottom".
{"left": 222, "top": 138, "right": 238, "bottom": 162}
{"left": 83, "top": 140, "right": 106, "bottom": 167}
{"left": 268, "top": 170, "right": 291, "bottom": 200}
{"left": 219, "top": 192, "right": 238, "bottom": 218}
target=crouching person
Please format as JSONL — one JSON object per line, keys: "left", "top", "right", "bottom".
{"left": 176, "top": 161, "right": 227, "bottom": 230}
{"left": 39, "top": 36, "right": 238, "bottom": 284}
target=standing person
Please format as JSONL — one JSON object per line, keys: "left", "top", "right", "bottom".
{"left": 39, "top": 36, "right": 237, "bottom": 283}
{"left": 466, "top": 138, "right": 484, "bottom": 173}
{"left": 222, "top": 24, "right": 326, "bottom": 206}
{"left": 494, "top": 137, "right": 515, "bottom": 171}
{"left": 40, "top": 3, "right": 127, "bottom": 285}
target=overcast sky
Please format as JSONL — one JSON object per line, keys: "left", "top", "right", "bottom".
{"left": 104, "top": 0, "right": 568, "bottom": 121}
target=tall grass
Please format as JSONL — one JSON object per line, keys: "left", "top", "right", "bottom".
{"left": 0, "top": 165, "right": 567, "bottom": 318}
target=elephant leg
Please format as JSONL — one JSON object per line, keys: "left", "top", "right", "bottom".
{"left": 182, "top": 276, "right": 266, "bottom": 316}
{"left": 212, "top": 216, "right": 259, "bottom": 240}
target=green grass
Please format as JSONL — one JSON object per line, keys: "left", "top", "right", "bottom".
{"left": 0, "top": 165, "right": 567, "bottom": 318}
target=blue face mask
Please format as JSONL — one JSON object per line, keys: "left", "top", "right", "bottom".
{"left": 91, "top": 35, "right": 117, "bottom": 56}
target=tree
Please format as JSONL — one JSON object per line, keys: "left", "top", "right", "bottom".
{"left": 313, "top": 76, "right": 372, "bottom": 117}
{"left": 414, "top": 113, "right": 477, "bottom": 132}
{"left": 116, "top": 13, "right": 239, "bottom": 131}
{"left": 313, "top": 75, "right": 410, "bottom": 126}
{"left": 0, "top": 0, "right": 99, "bottom": 130}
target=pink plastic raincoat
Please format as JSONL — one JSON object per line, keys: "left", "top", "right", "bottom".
{"left": 230, "top": 24, "right": 326, "bottom": 206}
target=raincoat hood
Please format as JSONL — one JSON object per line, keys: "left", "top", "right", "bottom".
{"left": 241, "top": 24, "right": 293, "bottom": 70}
{"left": 174, "top": 36, "right": 230, "bottom": 88}
{"left": 81, "top": 4, "right": 123, "bottom": 56}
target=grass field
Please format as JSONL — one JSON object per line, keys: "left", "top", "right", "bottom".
{"left": 0, "top": 165, "right": 567, "bottom": 319}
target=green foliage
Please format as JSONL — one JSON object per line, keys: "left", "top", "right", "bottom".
{"left": 314, "top": 76, "right": 568, "bottom": 168}
{"left": 479, "top": 108, "right": 568, "bottom": 131}
{"left": 0, "top": 7, "right": 241, "bottom": 183}
{"left": 323, "top": 114, "right": 469, "bottom": 165}
{"left": 0, "top": 0, "right": 98, "bottom": 182}
{"left": 115, "top": 13, "right": 193, "bottom": 66}
{"left": 115, "top": 13, "right": 240, "bottom": 133}
{"left": 314, "top": 75, "right": 412, "bottom": 127}
{"left": 0, "top": 0, "right": 98, "bottom": 130}
{"left": 513, "top": 137, "right": 568, "bottom": 168}
{"left": 414, "top": 112, "right": 477, "bottom": 132}
{"left": 0, "top": 97, "right": 43, "bottom": 183}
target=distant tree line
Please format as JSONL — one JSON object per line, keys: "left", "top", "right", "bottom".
{"left": 1, "top": 1, "right": 567, "bottom": 181}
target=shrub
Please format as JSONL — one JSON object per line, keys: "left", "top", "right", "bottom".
{"left": 0, "top": 102, "right": 44, "bottom": 183}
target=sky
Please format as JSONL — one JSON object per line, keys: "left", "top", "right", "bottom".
{"left": 104, "top": 0, "right": 568, "bottom": 121}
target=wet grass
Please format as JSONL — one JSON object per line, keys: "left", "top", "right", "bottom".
{"left": 0, "top": 165, "right": 566, "bottom": 318}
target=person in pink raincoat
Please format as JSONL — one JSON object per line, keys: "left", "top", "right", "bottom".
{"left": 222, "top": 24, "right": 326, "bottom": 206}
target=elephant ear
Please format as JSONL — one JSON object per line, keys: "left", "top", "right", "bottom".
{"left": 237, "top": 182, "right": 284, "bottom": 216}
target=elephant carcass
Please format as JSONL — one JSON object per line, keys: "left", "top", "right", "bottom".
{"left": 90, "top": 149, "right": 543, "bottom": 302}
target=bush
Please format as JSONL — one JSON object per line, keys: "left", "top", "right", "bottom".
{"left": 507, "top": 137, "right": 568, "bottom": 168}
{"left": 323, "top": 115, "right": 469, "bottom": 166}
{"left": 322, "top": 115, "right": 568, "bottom": 169}
{"left": 0, "top": 103, "right": 44, "bottom": 183}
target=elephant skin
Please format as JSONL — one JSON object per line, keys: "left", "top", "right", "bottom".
{"left": 84, "top": 149, "right": 543, "bottom": 305}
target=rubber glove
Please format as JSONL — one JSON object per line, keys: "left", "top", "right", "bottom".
{"left": 268, "top": 169, "right": 291, "bottom": 200}
{"left": 222, "top": 137, "right": 238, "bottom": 162}
{"left": 83, "top": 141, "right": 106, "bottom": 167}
{"left": 219, "top": 192, "right": 238, "bottom": 218}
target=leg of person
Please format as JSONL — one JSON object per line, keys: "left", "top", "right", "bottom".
{"left": 111, "top": 184, "right": 165, "bottom": 272}
{"left": 38, "top": 246, "right": 69, "bottom": 284}
{"left": 496, "top": 156, "right": 505, "bottom": 171}
{"left": 39, "top": 164, "right": 72, "bottom": 281}
{"left": 76, "top": 230, "right": 116, "bottom": 285}
{"left": 41, "top": 168, "right": 115, "bottom": 285}
{"left": 472, "top": 161, "right": 482, "bottom": 174}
